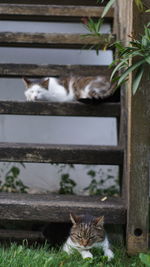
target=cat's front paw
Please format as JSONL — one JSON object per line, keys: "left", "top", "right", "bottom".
{"left": 81, "top": 251, "right": 93, "bottom": 259}
{"left": 104, "top": 249, "right": 114, "bottom": 261}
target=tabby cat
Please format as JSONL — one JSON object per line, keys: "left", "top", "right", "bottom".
{"left": 23, "top": 76, "right": 113, "bottom": 102}
{"left": 63, "top": 213, "right": 114, "bottom": 260}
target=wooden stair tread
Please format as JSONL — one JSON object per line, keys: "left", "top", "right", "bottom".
{"left": 0, "top": 229, "right": 44, "bottom": 241}
{"left": 0, "top": 4, "right": 114, "bottom": 21}
{"left": 0, "top": 192, "right": 126, "bottom": 224}
{"left": 0, "top": 32, "right": 115, "bottom": 49}
{"left": 0, "top": 101, "right": 120, "bottom": 117}
{"left": 0, "top": 142, "right": 123, "bottom": 164}
{"left": 0, "top": 64, "right": 112, "bottom": 77}
{"left": 0, "top": 1, "right": 109, "bottom": 6}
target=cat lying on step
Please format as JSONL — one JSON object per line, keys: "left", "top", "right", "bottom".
{"left": 63, "top": 213, "right": 114, "bottom": 260}
{"left": 23, "top": 76, "right": 113, "bottom": 102}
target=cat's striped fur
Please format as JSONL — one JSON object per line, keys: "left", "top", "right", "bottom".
{"left": 63, "top": 214, "right": 114, "bottom": 260}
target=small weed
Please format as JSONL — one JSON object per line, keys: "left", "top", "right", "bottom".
{"left": 0, "top": 164, "right": 28, "bottom": 193}
{"left": 84, "top": 169, "right": 119, "bottom": 196}
{"left": 59, "top": 173, "right": 76, "bottom": 194}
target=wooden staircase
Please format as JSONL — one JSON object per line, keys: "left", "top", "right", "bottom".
{"left": 0, "top": 1, "right": 125, "bottom": 222}
{"left": 0, "top": 0, "right": 148, "bottom": 254}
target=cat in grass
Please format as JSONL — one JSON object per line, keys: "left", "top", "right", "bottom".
{"left": 23, "top": 76, "right": 113, "bottom": 102}
{"left": 63, "top": 213, "right": 114, "bottom": 260}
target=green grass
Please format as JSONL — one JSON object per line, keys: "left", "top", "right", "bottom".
{"left": 0, "top": 243, "right": 145, "bottom": 267}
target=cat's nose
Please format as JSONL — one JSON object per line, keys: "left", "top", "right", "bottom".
{"left": 82, "top": 240, "right": 88, "bottom": 247}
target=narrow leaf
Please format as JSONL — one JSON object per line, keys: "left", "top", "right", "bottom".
{"left": 135, "top": 0, "right": 144, "bottom": 11}
{"left": 139, "top": 253, "right": 150, "bottom": 266}
{"left": 145, "top": 56, "right": 150, "bottom": 64}
{"left": 110, "top": 58, "right": 129, "bottom": 80}
{"left": 101, "top": 0, "right": 116, "bottom": 18}
{"left": 132, "top": 66, "right": 144, "bottom": 94}
{"left": 118, "top": 59, "right": 145, "bottom": 86}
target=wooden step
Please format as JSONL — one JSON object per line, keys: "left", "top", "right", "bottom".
{"left": 0, "top": 101, "right": 120, "bottom": 117}
{"left": 0, "top": 193, "right": 126, "bottom": 224}
{"left": 0, "top": 142, "right": 123, "bottom": 164}
{"left": 0, "top": 64, "right": 111, "bottom": 77}
{"left": 0, "top": 229, "right": 44, "bottom": 242}
{"left": 0, "top": 32, "right": 115, "bottom": 49}
{"left": 0, "top": 1, "right": 109, "bottom": 6}
{"left": 0, "top": 4, "right": 114, "bottom": 21}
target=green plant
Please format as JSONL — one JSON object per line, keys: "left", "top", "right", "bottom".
{"left": 0, "top": 164, "right": 28, "bottom": 193}
{"left": 59, "top": 173, "right": 76, "bottom": 194}
{"left": 84, "top": 169, "right": 119, "bottom": 196}
{"left": 54, "top": 163, "right": 76, "bottom": 194}
{"left": 81, "top": 16, "right": 113, "bottom": 54}
{"left": 139, "top": 253, "right": 150, "bottom": 266}
{"left": 98, "top": 0, "right": 148, "bottom": 16}
{"left": 57, "top": 163, "right": 118, "bottom": 196}
{"left": 0, "top": 243, "right": 145, "bottom": 267}
{"left": 82, "top": 0, "right": 150, "bottom": 94}
{"left": 110, "top": 23, "right": 150, "bottom": 94}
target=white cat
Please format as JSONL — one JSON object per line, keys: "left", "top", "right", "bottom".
{"left": 63, "top": 214, "right": 114, "bottom": 261}
{"left": 23, "top": 76, "right": 113, "bottom": 102}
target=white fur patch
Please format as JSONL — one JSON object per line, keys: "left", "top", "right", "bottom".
{"left": 63, "top": 236, "right": 114, "bottom": 261}
{"left": 81, "top": 251, "right": 93, "bottom": 259}
{"left": 24, "top": 78, "right": 75, "bottom": 102}
{"left": 24, "top": 85, "right": 51, "bottom": 101}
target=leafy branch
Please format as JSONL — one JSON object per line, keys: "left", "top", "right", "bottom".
{"left": 110, "top": 24, "right": 150, "bottom": 94}
{"left": 82, "top": 0, "right": 150, "bottom": 94}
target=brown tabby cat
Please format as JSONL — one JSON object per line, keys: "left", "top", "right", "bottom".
{"left": 63, "top": 214, "right": 114, "bottom": 260}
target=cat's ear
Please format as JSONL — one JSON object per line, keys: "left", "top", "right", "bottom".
{"left": 41, "top": 78, "right": 49, "bottom": 90}
{"left": 70, "top": 213, "right": 81, "bottom": 225}
{"left": 22, "top": 78, "right": 32, "bottom": 88}
{"left": 94, "top": 216, "right": 104, "bottom": 227}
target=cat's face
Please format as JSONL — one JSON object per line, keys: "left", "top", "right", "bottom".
{"left": 70, "top": 214, "right": 105, "bottom": 249}
{"left": 23, "top": 78, "right": 49, "bottom": 101}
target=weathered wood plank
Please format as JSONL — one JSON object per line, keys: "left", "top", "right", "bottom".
{"left": 0, "top": 64, "right": 112, "bottom": 77}
{"left": 116, "top": 0, "right": 150, "bottom": 254}
{"left": 127, "top": 8, "right": 150, "bottom": 255}
{"left": 0, "top": 101, "right": 120, "bottom": 117}
{"left": 0, "top": 32, "right": 115, "bottom": 49}
{"left": 0, "top": 4, "right": 114, "bottom": 21}
{"left": 0, "top": 0, "right": 108, "bottom": 6}
{"left": 0, "top": 193, "right": 126, "bottom": 224}
{"left": 114, "top": 4, "right": 128, "bottom": 199}
{"left": 0, "top": 142, "right": 123, "bottom": 164}
{"left": 0, "top": 229, "right": 44, "bottom": 241}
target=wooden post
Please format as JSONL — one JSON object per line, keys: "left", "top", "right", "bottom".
{"left": 126, "top": 1, "right": 150, "bottom": 254}
{"left": 115, "top": 0, "right": 150, "bottom": 254}
{"left": 114, "top": 0, "right": 133, "bottom": 199}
